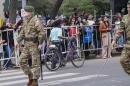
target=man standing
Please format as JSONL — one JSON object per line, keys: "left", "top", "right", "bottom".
{"left": 16, "top": 6, "right": 45, "bottom": 86}
{"left": 112, "top": 0, "right": 130, "bottom": 76}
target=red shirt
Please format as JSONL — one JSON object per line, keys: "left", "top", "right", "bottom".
{"left": 69, "top": 26, "right": 77, "bottom": 36}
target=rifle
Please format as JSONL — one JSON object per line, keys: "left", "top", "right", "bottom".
{"left": 40, "top": 50, "right": 43, "bottom": 80}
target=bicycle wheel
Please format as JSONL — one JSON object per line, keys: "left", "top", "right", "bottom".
{"left": 44, "top": 48, "right": 61, "bottom": 71}
{"left": 71, "top": 47, "right": 85, "bottom": 68}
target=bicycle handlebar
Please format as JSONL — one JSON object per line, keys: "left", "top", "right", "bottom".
{"left": 58, "top": 36, "right": 76, "bottom": 40}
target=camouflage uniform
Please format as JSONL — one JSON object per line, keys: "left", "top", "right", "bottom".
{"left": 113, "top": 13, "right": 130, "bottom": 75}
{"left": 17, "top": 13, "right": 45, "bottom": 79}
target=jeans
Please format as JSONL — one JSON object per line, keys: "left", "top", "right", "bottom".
{"left": 93, "top": 39, "right": 101, "bottom": 55}
{"left": 3, "top": 45, "right": 14, "bottom": 68}
{"left": 118, "top": 36, "right": 124, "bottom": 47}
{"left": 51, "top": 41, "right": 64, "bottom": 65}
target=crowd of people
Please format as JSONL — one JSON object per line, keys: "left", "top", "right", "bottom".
{"left": 0, "top": 8, "right": 125, "bottom": 70}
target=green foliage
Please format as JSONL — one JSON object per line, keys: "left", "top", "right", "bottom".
{"left": 60, "top": 0, "right": 96, "bottom": 16}
{"left": 27, "top": 0, "right": 54, "bottom": 15}
{"left": 60, "top": 0, "right": 110, "bottom": 16}
{"left": 94, "top": 1, "right": 110, "bottom": 14}
{"left": 27, "top": 0, "right": 110, "bottom": 16}
{"left": 3, "top": 0, "right": 9, "bottom": 12}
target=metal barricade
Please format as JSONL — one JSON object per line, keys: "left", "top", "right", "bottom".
{"left": 0, "top": 24, "right": 125, "bottom": 70}
{"left": 45, "top": 25, "right": 125, "bottom": 53}
{"left": 45, "top": 24, "right": 125, "bottom": 57}
{"left": 0, "top": 29, "right": 20, "bottom": 70}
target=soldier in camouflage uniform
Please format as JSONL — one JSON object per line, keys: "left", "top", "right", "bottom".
{"left": 16, "top": 6, "right": 45, "bottom": 86}
{"left": 112, "top": 1, "right": 130, "bottom": 76}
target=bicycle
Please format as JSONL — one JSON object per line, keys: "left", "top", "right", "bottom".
{"left": 41, "top": 41, "right": 61, "bottom": 71}
{"left": 43, "top": 36, "right": 85, "bottom": 71}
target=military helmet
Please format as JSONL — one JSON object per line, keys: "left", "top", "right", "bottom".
{"left": 24, "top": 6, "right": 35, "bottom": 12}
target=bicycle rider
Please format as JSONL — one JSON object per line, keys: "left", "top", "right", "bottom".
{"left": 48, "top": 19, "right": 65, "bottom": 69}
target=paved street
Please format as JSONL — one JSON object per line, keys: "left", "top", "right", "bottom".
{"left": 0, "top": 56, "right": 130, "bottom": 86}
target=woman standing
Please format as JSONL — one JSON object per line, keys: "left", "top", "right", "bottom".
{"left": 99, "top": 16, "right": 112, "bottom": 59}
{"left": 114, "top": 16, "right": 124, "bottom": 48}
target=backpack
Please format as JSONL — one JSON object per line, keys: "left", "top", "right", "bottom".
{"left": 83, "top": 26, "right": 93, "bottom": 44}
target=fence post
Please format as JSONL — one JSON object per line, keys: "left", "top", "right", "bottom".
{"left": 110, "top": 10, "right": 113, "bottom": 24}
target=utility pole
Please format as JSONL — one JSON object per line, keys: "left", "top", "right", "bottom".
{"left": 110, "top": 0, "right": 114, "bottom": 14}
{"left": 109, "top": 0, "right": 114, "bottom": 24}
{"left": 22, "top": 0, "right": 27, "bottom": 8}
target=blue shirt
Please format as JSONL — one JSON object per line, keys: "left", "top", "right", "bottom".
{"left": 50, "top": 27, "right": 62, "bottom": 41}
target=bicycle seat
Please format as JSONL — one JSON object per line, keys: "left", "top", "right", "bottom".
{"left": 49, "top": 44, "right": 56, "bottom": 48}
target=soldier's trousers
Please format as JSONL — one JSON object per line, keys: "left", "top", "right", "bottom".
{"left": 19, "top": 43, "right": 40, "bottom": 79}
{"left": 120, "top": 48, "right": 130, "bottom": 75}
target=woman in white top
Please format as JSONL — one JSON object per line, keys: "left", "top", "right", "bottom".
{"left": 114, "top": 16, "right": 124, "bottom": 47}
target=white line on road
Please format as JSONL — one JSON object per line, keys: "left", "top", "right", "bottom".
{"left": 40, "top": 74, "right": 109, "bottom": 85}
{"left": 0, "top": 71, "right": 54, "bottom": 77}
{"left": 1, "top": 70, "right": 21, "bottom": 73}
{"left": 0, "top": 71, "right": 24, "bottom": 77}
{"left": 0, "top": 73, "right": 79, "bottom": 86}
{"left": 0, "top": 72, "right": 56, "bottom": 81}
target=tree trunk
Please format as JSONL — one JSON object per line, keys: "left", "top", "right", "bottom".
{"left": 9, "top": 0, "right": 17, "bottom": 24}
{"left": 50, "top": 0, "right": 64, "bottom": 19}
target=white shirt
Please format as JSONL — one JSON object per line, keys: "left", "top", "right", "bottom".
{"left": 87, "top": 20, "right": 95, "bottom": 26}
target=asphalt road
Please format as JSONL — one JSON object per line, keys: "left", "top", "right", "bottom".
{"left": 0, "top": 56, "right": 130, "bottom": 86}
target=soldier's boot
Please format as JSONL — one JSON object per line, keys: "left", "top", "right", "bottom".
{"left": 27, "top": 74, "right": 33, "bottom": 86}
{"left": 31, "top": 79, "right": 38, "bottom": 86}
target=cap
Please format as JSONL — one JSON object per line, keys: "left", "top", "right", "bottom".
{"left": 24, "top": 6, "right": 35, "bottom": 12}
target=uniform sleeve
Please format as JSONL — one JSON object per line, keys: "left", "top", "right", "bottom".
{"left": 35, "top": 18, "right": 46, "bottom": 45}
{"left": 113, "top": 16, "right": 126, "bottom": 42}
{"left": 16, "top": 27, "right": 25, "bottom": 43}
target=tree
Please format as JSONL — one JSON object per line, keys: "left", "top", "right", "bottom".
{"left": 60, "top": 0, "right": 96, "bottom": 16}
{"left": 27, "top": 0, "right": 55, "bottom": 16}
{"left": 9, "top": 0, "right": 18, "bottom": 24}
{"left": 28, "top": 0, "right": 64, "bottom": 18}
{"left": 93, "top": 1, "right": 110, "bottom": 15}
{"left": 27, "top": 0, "right": 110, "bottom": 17}
{"left": 50, "top": 0, "right": 64, "bottom": 19}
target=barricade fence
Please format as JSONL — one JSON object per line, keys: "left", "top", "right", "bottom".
{"left": 0, "top": 29, "right": 20, "bottom": 69}
{"left": 0, "top": 24, "right": 125, "bottom": 69}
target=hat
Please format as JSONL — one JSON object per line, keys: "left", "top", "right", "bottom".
{"left": 24, "top": 6, "right": 35, "bottom": 12}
